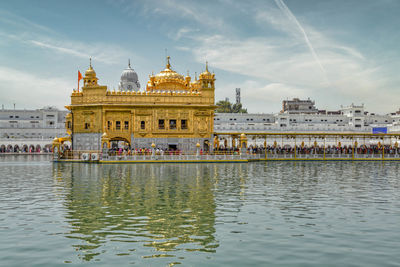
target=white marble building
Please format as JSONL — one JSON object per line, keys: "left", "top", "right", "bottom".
{"left": 214, "top": 102, "right": 398, "bottom": 134}
{"left": 0, "top": 106, "right": 68, "bottom": 152}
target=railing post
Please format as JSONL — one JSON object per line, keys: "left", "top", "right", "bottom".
{"left": 265, "top": 135, "right": 267, "bottom": 160}
{"left": 196, "top": 143, "right": 200, "bottom": 160}
{"left": 151, "top": 143, "right": 156, "bottom": 160}
{"left": 240, "top": 133, "right": 247, "bottom": 159}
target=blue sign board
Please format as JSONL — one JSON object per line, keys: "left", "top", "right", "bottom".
{"left": 372, "top": 127, "right": 387, "bottom": 134}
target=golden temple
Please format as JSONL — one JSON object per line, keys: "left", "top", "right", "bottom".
{"left": 64, "top": 57, "right": 216, "bottom": 152}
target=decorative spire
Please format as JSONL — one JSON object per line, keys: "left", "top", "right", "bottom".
{"left": 205, "top": 61, "right": 209, "bottom": 72}
{"left": 128, "top": 58, "right": 131, "bottom": 68}
{"left": 85, "top": 57, "right": 96, "bottom": 78}
{"left": 187, "top": 70, "right": 189, "bottom": 76}
{"left": 195, "top": 72, "right": 197, "bottom": 80}
{"left": 166, "top": 56, "right": 171, "bottom": 69}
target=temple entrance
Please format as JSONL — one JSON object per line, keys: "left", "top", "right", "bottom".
{"left": 109, "top": 137, "right": 130, "bottom": 152}
{"left": 168, "top": 144, "right": 177, "bottom": 150}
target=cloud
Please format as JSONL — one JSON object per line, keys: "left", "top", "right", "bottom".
{"left": 156, "top": 0, "right": 226, "bottom": 30}
{"left": 0, "top": 10, "right": 143, "bottom": 110}
{"left": 109, "top": 0, "right": 390, "bottom": 112}
{"left": 274, "top": 0, "right": 326, "bottom": 78}
{"left": 110, "top": 0, "right": 228, "bottom": 32}
{"left": 30, "top": 40, "right": 88, "bottom": 59}
{"left": 0, "top": 9, "right": 57, "bottom": 35}
{"left": 169, "top": 27, "right": 200, "bottom": 40}
{"left": 216, "top": 79, "right": 310, "bottom": 113}
{"left": 194, "top": 33, "right": 395, "bottom": 111}
{"left": 28, "top": 39, "right": 134, "bottom": 65}
{"left": 245, "top": 82, "right": 308, "bottom": 102}
{"left": 0, "top": 11, "right": 137, "bottom": 65}
{"left": 189, "top": 34, "right": 326, "bottom": 86}
{"left": 172, "top": 1, "right": 398, "bottom": 113}
{"left": 0, "top": 66, "right": 73, "bottom": 110}
{"left": 1, "top": 1, "right": 398, "bottom": 114}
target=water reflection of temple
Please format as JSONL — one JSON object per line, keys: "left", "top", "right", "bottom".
{"left": 52, "top": 163, "right": 218, "bottom": 262}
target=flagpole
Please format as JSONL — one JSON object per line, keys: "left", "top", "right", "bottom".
{"left": 77, "top": 70, "right": 79, "bottom": 92}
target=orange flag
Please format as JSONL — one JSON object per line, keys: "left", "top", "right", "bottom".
{"left": 78, "top": 70, "right": 83, "bottom": 92}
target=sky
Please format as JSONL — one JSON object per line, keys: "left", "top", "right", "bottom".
{"left": 0, "top": 0, "right": 399, "bottom": 114}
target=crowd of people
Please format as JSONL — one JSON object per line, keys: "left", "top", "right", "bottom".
{"left": 106, "top": 147, "right": 185, "bottom": 156}
{"left": 0, "top": 146, "right": 52, "bottom": 153}
{"left": 55, "top": 142, "right": 400, "bottom": 159}
{"left": 243, "top": 144, "right": 400, "bottom": 155}
{"left": 102, "top": 143, "right": 400, "bottom": 156}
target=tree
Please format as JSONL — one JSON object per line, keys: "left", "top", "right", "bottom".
{"left": 216, "top": 100, "right": 232, "bottom": 113}
{"left": 232, "top": 103, "right": 247, "bottom": 113}
{"left": 216, "top": 100, "right": 247, "bottom": 113}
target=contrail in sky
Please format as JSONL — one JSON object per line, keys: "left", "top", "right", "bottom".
{"left": 274, "top": 0, "right": 327, "bottom": 76}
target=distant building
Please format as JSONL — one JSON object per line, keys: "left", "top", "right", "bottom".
{"left": 0, "top": 106, "right": 68, "bottom": 152}
{"left": 215, "top": 100, "right": 398, "bottom": 134}
{"left": 282, "top": 98, "right": 318, "bottom": 114}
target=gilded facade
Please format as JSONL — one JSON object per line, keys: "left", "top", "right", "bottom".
{"left": 65, "top": 57, "right": 215, "bottom": 151}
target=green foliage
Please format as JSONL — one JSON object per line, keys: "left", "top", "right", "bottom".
{"left": 232, "top": 103, "right": 247, "bottom": 113}
{"left": 216, "top": 100, "right": 247, "bottom": 113}
{"left": 215, "top": 100, "right": 231, "bottom": 113}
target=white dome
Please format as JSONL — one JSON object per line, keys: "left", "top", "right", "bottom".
{"left": 119, "top": 60, "right": 140, "bottom": 92}
{"left": 121, "top": 67, "right": 138, "bottom": 82}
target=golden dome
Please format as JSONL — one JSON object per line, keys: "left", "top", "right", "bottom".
{"left": 147, "top": 56, "right": 190, "bottom": 91}
{"left": 154, "top": 56, "right": 184, "bottom": 81}
{"left": 155, "top": 68, "right": 184, "bottom": 81}
{"left": 85, "top": 58, "right": 96, "bottom": 77}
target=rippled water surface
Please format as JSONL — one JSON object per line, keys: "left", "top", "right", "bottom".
{"left": 1, "top": 155, "right": 400, "bottom": 266}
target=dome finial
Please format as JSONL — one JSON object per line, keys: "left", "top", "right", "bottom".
{"left": 85, "top": 57, "right": 96, "bottom": 77}
{"left": 206, "top": 61, "right": 209, "bottom": 72}
{"left": 166, "top": 56, "right": 171, "bottom": 69}
{"left": 128, "top": 58, "right": 131, "bottom": 68}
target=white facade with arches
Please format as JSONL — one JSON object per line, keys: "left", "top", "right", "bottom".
{"left": 0, "top": 106, "right": 68, "bottom": 152}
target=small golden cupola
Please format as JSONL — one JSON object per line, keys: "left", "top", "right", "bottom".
{"left": 83, "top": 58, "right": 98, "bottom": 87}
{"left": 199, "top": 61, "right": 214, "bottom": 79}
{"left": 185, "top": 70, "right": 191, "bottom": 86}
{"left": 147, "top": 56, "right": 189, "bottom": 91}
{"left": 198, "top": 61, "right": 215, "bottom": 89}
